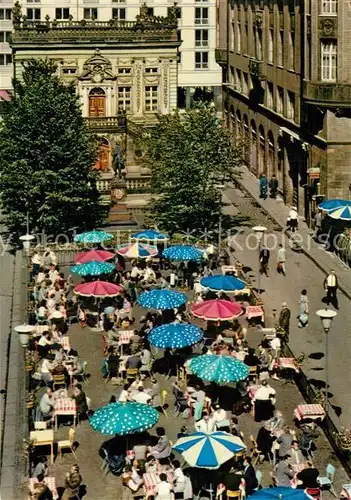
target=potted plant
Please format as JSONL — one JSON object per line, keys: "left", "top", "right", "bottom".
{"left": 25, "top": 391, "right": 35, "bottom": 409}
{"left": 334, "top": 427, "right": 351, "bottom": 453}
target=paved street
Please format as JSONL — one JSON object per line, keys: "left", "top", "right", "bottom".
{"left": 223, "top": 185, "right": 351, "bottom": 428}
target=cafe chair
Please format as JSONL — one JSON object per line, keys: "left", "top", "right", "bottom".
{"left": 75, "top": 360, "right": 89, "bottom": 384}
{"left": 255, "top": 471, "right": 263, "bottom": 490}
{"left": 318, "top": 464, "right": 337, "bottom": 496}
{"left": 126, "top": 368, "right": 139, "bottom": 381}
{"left": 34, "top": 421, "right": 47, "bottom": 431}
{"left": 57, "top": 428, "right": 77, "bottom": 459}
{"left": 249, "top": 435, "right": 262, "bottom": 466}
{"left": 52, "top": 374, "right": 66, "bottom": 391}
{"left": 248, "top": 366, "right": 258, "bottom": 382}
{"left": 226, "top": 490, "right": 242, "bottom": 499}
{"left": 305, "top": 488, "right": 321, "bottom": 500}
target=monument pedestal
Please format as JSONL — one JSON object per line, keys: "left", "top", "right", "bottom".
{"left": 108, "top": 177, "right": 136, "bottom": 225}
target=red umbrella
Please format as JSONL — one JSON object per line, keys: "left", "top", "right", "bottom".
{"left": 74, "top": 281, "right": 122, "bottom": 298}
{"left": 75, "top": 249, "right": 115, "bottom": 264}
{"left": 191, "top": 299, "right": 243, "bottom": 321}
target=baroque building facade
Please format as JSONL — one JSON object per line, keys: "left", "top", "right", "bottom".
{"left": 216, "top": 0, "right": 351, "bottom": 222}
{"left": 11, "top": 3, "right": 180, "bottom": 206}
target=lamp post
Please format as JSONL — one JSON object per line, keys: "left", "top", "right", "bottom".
{"left": 316, "top": 308, "right": 337, "bottom": 415}
{"left": 14, "top": 324, "right": 35, "bottom": 348}
{"left": 252, "top": 226, "right": 267, "bottom": 293}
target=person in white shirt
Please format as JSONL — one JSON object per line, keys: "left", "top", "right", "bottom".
{"left": 287, "top": 206, "right": 298, "bottom": 232}
{"left": 172, "top": 460, "right": 186, "bottom": 494}
{"left": 277, "top": 244, "right": 287, "bottom": 275}
{"left": 191, "top": 385, "right": 206, "bottom": 405}
{"left": 324, "top": 270, "right": 339, "bottom": 309}
{"left": 270, "top": 336, "right": 281, "bottom": 357}
{"left": 38, "top": 302, "right": 47, "bottom": 320}
{"left": 211, "top": 405, "right": 228, "bottom": 429}
{"left": 36, "top": 270, "right": 46, "bottom": 285}
{"left": 118, "top": 384, "right": 132, "bottom": 402}
{"left": 38, "top": 332, "right": 53, "bottom": 347}
{"left": 195, "top": 414, "right": 215, "bottom": 433}
{"left": 253, "top": 380, "right": 276, "bottom": 423}
{"left": 155, "top": 473, "right": 173, "bottom": 500}
{"left": 133, "top": 386, "right": 151, "bottom": 404}
{"left": 40, "top": 357, "right": 54, "bottom": 385}
{"left": 131, "top": 264, "right": 140, "bottom": 279}
{"left": 39, "top": 388, "right": 54, "bottom": 417}
{"left": 139, "top": 348, "right": 152, "bottom": 374}
{"left": 144, "top": 266, "right": 156, "bottom": 283}
{"left": 169, "top": 269, "right": 177, "bottom": 288}
{"left": 46, "top": 294, "right": 56, "bottom": 315}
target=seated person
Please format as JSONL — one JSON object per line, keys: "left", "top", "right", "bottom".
{"left": 121, "top": 465, "right": 144, "bottom": 498}
{"left": 296, "top": 461, "right": 319, "bottom": 489}
{"left": 119, "top": 384, "right": 133, "bottom": 402}
{"left": 288, "top": 441, "right": 305, "bottom": 465}
{"left": 220, "top": 466, "right": 244, "bottom": 492}
{"left": 107, "top": 346, "right": 120, "bottom": 378}
{"left": 211, "top": 404, "right": 228, "bottom": 429}
{"left": 149, "top": 427, "right": 171, "bottom": 461}
{"left": 133, "top": 386, "right": 151, "bottom": 405}
{"left": 72, "top": 383, "right": 88, "bottom": 415}
{"left": 244, "top": 348, "right": 260, "bottom": 367}
{"left": 172, "top": 460, "right": 186, "bottom": 494}
{"left": 155, "top": 473, "right": 173, "bottom": 500}
{"left": 39, "top": 388, "right": 54, "bottom": 418}
{"left": 40, "top": 355, "right": 55, "bottom": 385}
{"left": 145, "top": 455, "right": 158, "bottom": 473}
{"left": 51, "top": 361, "right": 70, "bottom": 387}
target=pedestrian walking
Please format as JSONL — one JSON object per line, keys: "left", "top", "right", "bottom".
{"left": 324, "top": 270, "right": 339, "bottom": 309}
{"left": 259, "top": 246, "right": 270, "bottom": 277}
{"left": 259, "top": 174, "right": 268, "bottom": 199}
{"left": 277, "top": 244, "right": 287, "bottom": 275}
{"left": 313, "top": 210, "right": 322, "bottom": 241}
{"left": 298, "top": 289, "right": 309, "bottom": 328}
{"left": 287, "top": 206, "right": 298, "bottom": 232}
{"left": 279, "top": 302, "right": 291, "bottom": 341}
{"left": 269, "top": 175, "right": 279, "bottom": 199}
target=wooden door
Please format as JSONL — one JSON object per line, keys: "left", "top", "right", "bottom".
{"left": 89, "top": 95, "right": 106, "bottom": 117}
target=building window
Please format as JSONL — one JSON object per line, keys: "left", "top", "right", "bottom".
{"left": 242, "top": 72, "right": 249, "bottom": 95}
{"left": 235, "top": 69, "right": 241, "bottom": 91}
{"left": 147, "top": 7, "right": 154, "bottom": 16}
{"left": 145, "top": 86, "right": 158, "bottom": 111}
{"left": 288, "top": 32, "right": 295, "bottom": 70}
{"left": 268, "top": 29, "right": 273, "bottom": 63}
{"left": 276, "top": 86, "right": 284, "bottom": 114}
{"left": 145, "top": 67, "right": 158, "bottom": 73}
{"left": 195, "top": 51, "right": 209, "bottom": 69}
{"left": 55, "top": 8, "right": 70, "bottom": 19}
{"left": 195, "top": 7, "right": 208, "bottom": 25}
{"left": 266, "top": 82, "right": 273, "bottom": 108}
{"left": 195, "top": 0, "right": 208, "bottom": 2}
{"left": 236, "top": 22, "right": 241, "bottom": 52}
{"left": 26, "top": 8, "right": 41, "bottom": 21}
{"left": 277, "top": 30, "right": 284, "bottom": 66}
{"left": 89, "top": 87, "right": 106, "bottom": 117}
{"left": 118, "top": 86, "right": 131, "bottom": 111}
{"left": 84, "top": 8, "right": 98, "bottom": 19}
{"left": 168, "top": 7, "right": 181, "bottom": 18}
{"left": 0, "top": 54, "right": 12, "bottom": 65}
{"left": 112, "top": 8, "right": 126, "bottom": 19}
{"left": 286, "top": 91, "right": 295, "bottom": 120}
{"left": 62, "top": 68, "right": 77, "bottom": 75}
{"left": 321, "top": 41, "right": 337, "bottom": 81}
{"left": 0, "top": 9, "right": 12, "bottom": 20}
{"left": 195, "top": 29, "right": 209, "bottom": 47}
{"left": 118, "top": 67, "right": 131, "bottom": 74}
{"left": 0, "top": 31, "right": 11, "bottom": 42}
{"left": 255, "top": 28, "right": 262, "bottom": 60}
{"left": 230, "top": 22, "right": 235, "bottom": 51}
{"left": 112, "top": 0, "right": 126, "bottom": 2}
{"left": 244, "top": 24, "right": 248, "bottom": 55}
{"left": 321, "top": 0, "right": 337, "bottom": 14}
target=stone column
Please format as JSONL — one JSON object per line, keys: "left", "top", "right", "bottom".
{"left": 133, "top": 59, "right": 143, "bottom": 117}
{"left": 82, "top": 86, "right": 89, "bottom": 118}
{"left": 106, "top": 87, "right": 113, "bottom": 117}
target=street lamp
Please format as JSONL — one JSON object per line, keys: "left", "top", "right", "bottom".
{"left": 252, "top": 225, "right": 267, "bottom": 293}
{"left": 19, "top": 234, "right": 35, "bottom": 253}
{"left": 14, "top": 324, "right": 35, "bottom": 348}
{"left": 316, "top": 308, "right": 337, "bottom": 415}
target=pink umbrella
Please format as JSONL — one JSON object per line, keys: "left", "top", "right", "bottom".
{"left": 75, "top": 249, "right": 115, "bottom": 264}
{"left": 191, "top": 299, "right": 243, "bottom": 321}
{"left": 74, "top": 281, "right": 122, "bottom": 298}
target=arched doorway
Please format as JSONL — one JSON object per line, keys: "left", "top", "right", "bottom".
{"left": 236, "top": 110, "right": 242, "bottom": 140}
{"left": 250, "top": 119, "right": 257, "bottom": 176}
{"left": 94, "top": 138, "right": 111, "bottom": 171}
{"left": 89, "top": 88, "right": 106, "bottom": 117}
{"left": 229, "top": 106, "right": 235, "bottom": 135}
{"left": 258, "top": 125, "right": 265, "bottom": 175}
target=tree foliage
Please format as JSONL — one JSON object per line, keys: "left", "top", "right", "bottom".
{"left": 143, "top": 103, "right": 244, "bottom": 236}
{"left": 0, "top": 58, "right": 104, "bottom": 243}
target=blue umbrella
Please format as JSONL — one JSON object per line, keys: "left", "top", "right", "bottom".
{"left": 131, "top": 229, "right": 169, "bottom": 241}
{"left": 90, "top": 402, "right": 159, "bottom": 436}
{"left": 70, "top": 260, "right": 115, "bottom": 276}
{"left": 173, "top": 431, "right": 246, "bottom": 469}
{"left": 200, "top": 274, "right": 246, "bottom": 292}
{"left": 74, "top": 230, "right": 113, "bottom": 243}
{"left": 162, "top": 245, "right": 203, "bottom": 261}
{"left": 138, "top": 289, "right": 187, "bottom": 310}
{"left": 148, "top": 323, "right": 204, "bottom": 348}
{"left": 319, "top": 199, "right": 351, "bottom": 212}
{"left": 251, "top": 487, "right": 310, "bottom": 500}
{"left": 328, "top": 205, "right": 351, "bottom": 221}
{"left": 189, "top": 354, "right": 249, "bottom": 383}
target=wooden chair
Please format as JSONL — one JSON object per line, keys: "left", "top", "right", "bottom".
{"left": 102, "top": 335, "right": 109, "bottom": 356}
{"left": 249, "top": 434, "right": 261, "bottom": 466}
{"left": 248, "top": 366, "right": 257, "bottom": 382}
{"left": 226, "top": 490, "right": 242, "bottom": 499}
{"left": 52, "top": 374, "right": 66, "bottom": 391}
{"left": 57, "top": 427, "right": 77, "bottom": 459}
{"left": 160, "top": 390, "right": 168, "bottom": 417}
{"left": 126, "top": 368, "right": 139, "bottom": 381}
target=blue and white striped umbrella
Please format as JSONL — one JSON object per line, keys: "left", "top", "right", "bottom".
{"left": 74, "top": 230, "right": 113, "bottom": 243}
{"left": 148, "top": 323, "right": 203, "bottom": 348}
{"left": 138, "top": 289, "right": 187, "bottom": 310}
{"left": 70, "top": 260, "right": 115, "bottom": 276}
{"left": 200, "top": 274, "right": 246, "bottom": 293}
{"left": 162, "top": 245, "right": 203, "bottom": 261}
{"left": 173, "top": 431, "right": 246, "bottom": 469}
{"left": 131, "top": 229, "right": 169, "bottom": 241}
{"left": 328, "top": 205, "right": 351, "bottom": 221}
{"left": 319, "top": 199, "right": 351, "bottom": 213}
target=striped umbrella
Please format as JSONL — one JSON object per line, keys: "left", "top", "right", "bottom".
{"left": 328, "top": 205, "right": 351, "bottom": 221}
{"left": 173, "top": 431, "right": 246, "bottom": 469}
{"left": 116, "top": 242, "right": 158, "bottom": 259}
{"left": 319, "top": 199, "right": 351, "bottom": 212}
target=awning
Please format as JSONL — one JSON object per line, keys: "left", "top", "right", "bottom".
{"left": 0, "top": 90, "right": 12, "bottom": 102}
{"left": 279, "top": 126, "right": 301, "bottom": 142}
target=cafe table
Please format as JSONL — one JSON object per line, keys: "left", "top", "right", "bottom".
{"left": 294, "top": 404, "right": 326, "bottom": 421}
{"left": 29, "top": 430, "right": 54, "bottom": 464}
{"left": 54, "top": 397, "right": 77, "bottom": 430}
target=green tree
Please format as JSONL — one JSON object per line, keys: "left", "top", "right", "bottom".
{"left": 143, "top": 103, "right": 244, "bottom": 236}
{"left": 0, "top": 59, "right": 104, "bottom": 243}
